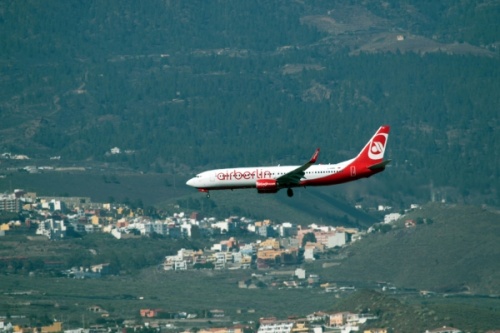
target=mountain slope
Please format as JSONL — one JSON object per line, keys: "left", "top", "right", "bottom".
{"left": 325, "top": 203, "right": 500, "bottom": 294}
{"left": 331, "top": 289, "right": 500, "bottom": 333}
{"left": 0, "top": 0, "right": 499, "bottom": 208}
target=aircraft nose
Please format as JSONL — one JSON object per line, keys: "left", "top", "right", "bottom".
{"left": 186, "top": 178, "right": 196, "bottom": 187}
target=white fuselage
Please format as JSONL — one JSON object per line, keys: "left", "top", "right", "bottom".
{"left": 186, "top": 159, "right": 353, "bottom": 190}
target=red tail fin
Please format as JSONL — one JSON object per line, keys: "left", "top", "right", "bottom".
{"left": 354, "top": 125, "right": 390, "bottom": 166}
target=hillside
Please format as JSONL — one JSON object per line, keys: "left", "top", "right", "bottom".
{"left": 331, "top": 289, "right": 500, "bottom": 332}
{"left": 321, "top": 203, "right": 500, "bottom": 295}
{"left": 0, "top": 163, "right": 384, "bottom": 226}
{"left": 0, "top": 0, "right": 499, "bottom": 209}
{"left": 1, "top": 203, "right": 499, "bottom": 331}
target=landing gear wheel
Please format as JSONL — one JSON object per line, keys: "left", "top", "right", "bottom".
{"left": 206, "top": 192, "right": 210, "bottom": 198}
{"left": 287, "top": 188, "right": 294, "bottom": 197}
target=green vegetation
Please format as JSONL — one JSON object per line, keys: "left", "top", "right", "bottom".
{"left": 0, "top": 2, "right": 499, "bottom": 328}
{"left": 0, "top": 232, "right": 202, "bottom": 275}
{"left": 1, "top": 203, "right": 499, "bottom": 331}
{"left": 321, "top": 203, "right": 500, "bottom": 295}
{"left": 301, "top": 232, "right": 317, "bottom": 247}
{"left": 0, "top": 267, "right": 335, "bottom": 326}
{"left": 0, "top": 172, "right": 191, "bottom": 207}
{"left": 0, "top": 211, "right": 19, "bottom": 223}
{"left": 331, "top": 289, "right": 500, "bottom": 333}
{"left": 0, "top": 1, "right": 499, "bottom": 209}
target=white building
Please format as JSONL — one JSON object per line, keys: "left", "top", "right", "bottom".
{"left": 295, "top": 268, "right": 306, "bottom": 279}
{"left": 0, "top": 194, "right": 20, "bottom": 212}
{"left": 326, "top": 232, "right": 346, "bottom": 248}
{"left": 0, "top": 322, "right": 13, "bottom": 333}
{"left": 212, "top": 221, "right": 230, "bottom": 233}
{"left": 303, "top": 246, "right": 316, "bottom": 261}
{"left": 180, "top": 222, "right": 193, "bottom": 237}
{"left": 424, "top": 327, "right": 462, "bottom": 333}
{"left": 36, "top": 219, "right": 67, "bottom": 239}
{"left": 257, "top": 322, "right": 294, "bottom": 333}
{"left": 232, "top": 251, "right": 242, "bottom": 263}
{"left": 384, "top": 212, "right": 401, "bottom": 223}
{"left": 278, "top": 222, "right": 297, "bottom": 237}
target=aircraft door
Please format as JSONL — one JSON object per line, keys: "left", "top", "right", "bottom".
{"left": 210, "top": 172, "right": 216, "bottom": 183}
{"left": 350, "top": 166, "right": 356, "bottom": 177}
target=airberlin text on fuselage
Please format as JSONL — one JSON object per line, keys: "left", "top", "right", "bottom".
{"left": 216, "top": 169, "right": 272, "bottom": 181}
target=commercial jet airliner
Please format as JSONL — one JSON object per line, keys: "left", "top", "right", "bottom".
{"left": 186, "top": 125, "right": 390, "bottom": 198}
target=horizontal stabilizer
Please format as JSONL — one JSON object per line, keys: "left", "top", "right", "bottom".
{"left": 368, "top": 159, "right": 391, "bottom": 171}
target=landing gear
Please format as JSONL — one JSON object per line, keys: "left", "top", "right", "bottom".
{"left": 199, "top": 189, "right": 210, "bottom": 198}
{"left": 287, "top": 188, "right": 294, "bottom": 197}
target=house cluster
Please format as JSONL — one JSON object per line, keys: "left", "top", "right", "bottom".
{"left": 1, "top": 190, "right": 361, "bottom": 260}
{"left": 159, "top": 220, "right": 357, "bottom": 272}
{"left": 106, "top": 147, "right": 135, "bottom": 155}
{"left": 143, "top": 312, "right": 466, "bottom": 333}
{"left": 0, "top": 190, "right": 367, "bottom": 279}
{"left": 0, "top": 190, "right": 25, "bottom": 213}
{"left": 159, "top": 218, "right": 358, "bottom": 272}
{"left": 139, "top": 308, "right": 223, "bottom": 320}
{"left": 0, "top": 153, "right": 30, "bottom": 160}
{"left": 0, "top": 321, "right": 63, "bottom": 333}
{"left": 62, "top": 263, "right": 113, "bottom": 279}
{"left": 111, "top": 217, "right": 357, "bottom": 256}
{"left": 284, "top": 312, "right": 382, "bottom": 333}
{"left": 2, "top": 189, "right": 357, "bottom": 234}
{"left": 0, "top": 190, "right": 487, "bottom": 333}
{"left": 0, "top": 317, "right": 484, "bottom": 333}
{"left": 0, "top": 190, "right": 92, "bottom": 214}
{"left": 133, "top": 311, "right": 381, "bottom": 333}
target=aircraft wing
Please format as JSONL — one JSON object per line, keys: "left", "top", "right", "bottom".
{"left": 277, "top": 148, "right": 319, "bottom": 186}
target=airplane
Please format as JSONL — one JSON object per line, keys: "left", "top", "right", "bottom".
{"left": 186, "top": 125, "right": 390, "bottom": 198}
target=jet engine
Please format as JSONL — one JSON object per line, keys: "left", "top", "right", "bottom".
{"left": 256, "top": 179, "right": 279, "bottom": 193}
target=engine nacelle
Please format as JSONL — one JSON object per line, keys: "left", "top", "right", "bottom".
{"left": 256, "top": 178, "right": 279, "bottom": 193}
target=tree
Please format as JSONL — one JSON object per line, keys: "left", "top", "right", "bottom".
{"left": 302, "top": 232, "right": 317, "bottom": 247}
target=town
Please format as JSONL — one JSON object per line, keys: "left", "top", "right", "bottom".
{"left": 1, "top": 189, "right": 410, "bottom": 275}
{"left": 0, "top": 189, "right": 469, "bottom": 333}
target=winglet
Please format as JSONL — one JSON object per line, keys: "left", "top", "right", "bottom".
{"left": 276, "top": 148, "right": 320, "bottom": 186}
{"left": 310, "top": 148, "right": 320, "bottom": 164}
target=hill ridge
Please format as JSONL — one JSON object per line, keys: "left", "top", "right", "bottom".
{"left": 326, "top": 203, "right": 500, "bottom": 294}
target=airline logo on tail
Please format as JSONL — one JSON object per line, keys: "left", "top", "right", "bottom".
{"left": 368, "top": 132, "right": 388, "bottom": 160}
